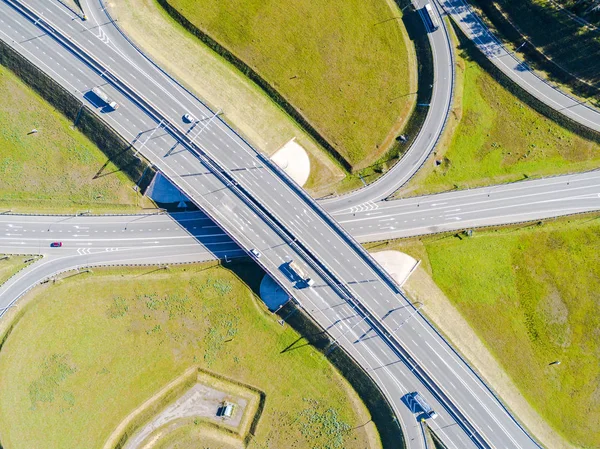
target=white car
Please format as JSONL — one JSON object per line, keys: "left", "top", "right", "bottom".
{"left": 183, "top": 113, "right": 195, "bottom": 123}
{"left": 249, "top": 248, "right": 261, "bottom": 259}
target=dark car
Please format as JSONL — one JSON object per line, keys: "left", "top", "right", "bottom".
{"left": 50, "top": 242, "right": 63, "bottom": 247}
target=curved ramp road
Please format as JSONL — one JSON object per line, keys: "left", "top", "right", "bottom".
{"left": 440, "top": 0, "right": 600, "bottom": 133}
{"left": 321, "top": 0, "right": 455, "bottom": 212}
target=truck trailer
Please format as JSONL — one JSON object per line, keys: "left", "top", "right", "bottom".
{"left": 412, "top": 392, "right": 438, "bottom": 419}
{"left": 288, "top": 260, "right": 315, "bottom": 288}
{"left": 91, "top": 87, "right": 119, "bottom": 110}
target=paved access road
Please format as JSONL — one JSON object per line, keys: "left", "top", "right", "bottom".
{"left": 322, "top": 0, "right": 455, "bottom": 210}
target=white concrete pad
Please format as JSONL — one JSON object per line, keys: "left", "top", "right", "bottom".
{"left": 371, "top": 250, "right": 420, "bottom": 287}
{"left": 270, "top": 138, "right": 310, "bottom": 186}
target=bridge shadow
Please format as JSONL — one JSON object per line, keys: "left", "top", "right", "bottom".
{"left": 165, "top": 209, "right": 270, "bottom": 297}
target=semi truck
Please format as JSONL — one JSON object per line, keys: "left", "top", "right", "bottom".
{"left": 411, "top": 392, "right": 438, "bottom": 419}
{"left": 422, "top": 3, "right": 439, "bottom": 32}
{"left": 288, "top": 261, "right": 315, "bottom": 287}
{"left": 91, "top": 87, "right": 119, "bottom": 110}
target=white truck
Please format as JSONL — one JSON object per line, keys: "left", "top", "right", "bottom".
{"left": 91, "top": 87, "right": 119, "bottom": 110}
{"left": 412, "top": 392, "right": 438, "bottom": 419}
{"left": 288, "top": 261, "right": 315, "bottom": 288}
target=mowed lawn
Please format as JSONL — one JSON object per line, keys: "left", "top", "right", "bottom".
{"left": 415, "top": 218, "right": 600, "bottom": 447}
{"left": 167, "top": 0, "right": 415, "bottom": 170}
{"left": 0, "top": 65, "right": 151, "bottom": 213}
{"left": 0, "top": 263, "right": 378, "bottom": 449}
{"left": 404, "top": 31, "right": 600, "bottom": 196}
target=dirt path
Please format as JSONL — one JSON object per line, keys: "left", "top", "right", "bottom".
{"left": 124, "top": 383, "right": 248, "bottom": 449}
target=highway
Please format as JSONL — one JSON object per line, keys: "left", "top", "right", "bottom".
{"left": 1, "top": 168, "right": 598, "bottom": 254}
{"left": 341, "top": 169, "right": 600, "bottom": 242}
{"left": 0, "top": 0, "right": 597, "bottom": 448}
{"left": 3, "top": 168, "right": 599, "bottom": 308}
{"left": 0, "top": 1, "right": 529, "bottom": 448}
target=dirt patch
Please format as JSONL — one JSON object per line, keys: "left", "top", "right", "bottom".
{"left": 124, "top": 379, "right": 251, "bottom": 448}
{"left": 403, "top": 267, "right": 577, "bottom": 449}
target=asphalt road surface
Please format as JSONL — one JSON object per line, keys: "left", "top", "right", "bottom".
{"left": 441, "top": 0, "right": 600, "bottom": 133}
{"left": 321, "top": 0, "right": 455, "bottom": 211}
{"left": 1, "top": 2, "right": 511, "bottom": 448}
{"left": 2, "top": 0, "right": 597, "bottom": 448}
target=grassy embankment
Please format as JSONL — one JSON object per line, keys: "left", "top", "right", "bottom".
{"left": 0, "top": 262, "right": 379, "bottom": 449}
{"left": 163, "top": 0, "right": 416, "bottom": 172}
{"left": 0, "top": 65, "right": 153, "bottom": 213}
{"left": 378, "top": 215, "right": 600, "bottom": 448}
{"left": 400, "top": 17, "right": 600, "bottom": 197}
{"left": 0, "top": 255, "right": 39, "bottom": 287}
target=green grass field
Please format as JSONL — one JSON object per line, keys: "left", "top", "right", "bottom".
{"left": 0, "top": 65, "right": 153, "bottom": 213}
{"left": 166, "top": 0, "right": 415, "bottom": 170}
{"left": 0, "top": 262, "right": 378, "bottom": 449}
{"left": 401, "top": 22, "right": 600, "bottom": 196}
{"left": 387, "top": 217, "right": 600, "bottom": 448}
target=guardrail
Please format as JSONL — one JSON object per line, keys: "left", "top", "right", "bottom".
{"left": 4, "top": 1, "right": 491, "bottom": 446}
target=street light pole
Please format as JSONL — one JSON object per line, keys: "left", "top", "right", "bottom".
{"left": 189, "top": 109, "right": 222, "bottom": 145}
{"left": 326, "top": 313, "right": 370, "bottom": 353}
{"left": 393, "top": 302, "right": 424, "bottom": 332}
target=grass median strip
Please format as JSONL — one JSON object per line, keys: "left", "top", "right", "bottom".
{"left": 0, "top": 262, "right": 379, "bottom": 449}
{"left": 0, "top": 65, "right": 153, "bottom": 213}
{"left": 0, "top": 255, "right": 39, "bottom": 287}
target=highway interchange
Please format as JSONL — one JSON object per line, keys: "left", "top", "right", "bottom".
{"left": 0, "top": 0, "right": 599, "bottom": 448}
